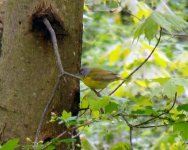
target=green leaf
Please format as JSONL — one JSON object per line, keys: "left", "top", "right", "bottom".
{"left": 81, "top": 95, "right": 89, "bottom": 109}
{"left": 177, "top": 114, "right": 186, "bottom": 120}
{"left": 88, "top": 96, "right": 110, "bottom": 111}
{"left": 60, "top": 138, "right": 77, "bottom": 144}
{"left": 45, "top": 145, "right": 56, "bottom": 150}
{"left": 0, "top": 139, "right": 19, "bottom": 150}
{"left": 173, "top": 122, "right": 188, "bottom": 140}
{"left": 105, "top": 102, "right": 119, "bottom": 113}
{"left": 134, "top": 11, "right": 188, "bottom": 42}
{"left": 151, "top": 77, "right": 170, "bottom": 84}
{"left": 131, "top": 106, "right": 155, "bottom": 115}
{"left": 150, "top": 78, "right": 188, "bottom": 98}
{"left": 60, "top": 111, "right": 77, "bottom": 127}
{"left": 131, "top": 109, "right": 145, "bottom": 115}
{"left": 134, "top": 13, "right": 159, "bottom": 42}
{"left": 162, "top": 79, "right": 177, "bottom": 98}
{"left": 144, "top": 15, "right": 158, "bottom": 42}
{"left": 134, "top": 20, "right": 146, "bottom": 40}
{"left": 61, "top": 111, "right": 72, "bottom": 121}
{"left": 91, "top": 110, "right": 100, "bottom": 118}
{"left": 152, "top": 11, "right": 188, "bottom": 33}
{"left": 177, "top": 104, "right": 188, "bottom": 112}
{"left": 173, "top": 78, "right": 188, "bottom": 87}
{"left": 110, "top": 142, "right": 130, "bottom": 150}
{"left": 150, "top": 132, "right": 178, "bottom": 150}
{"left": 81, "top": 136, "right": 97, "bottom": 150}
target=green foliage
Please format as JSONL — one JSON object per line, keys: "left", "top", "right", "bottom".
{"left": 110, "top": 142, "right": 130, "bottom": 150}
{"left": 177, "top": 104, "right": 188, "bottom": 112}
{"left": 152, "top": 78, "right": 188, "bottom": 98}
{"left": 0, "top": 139, "right": 20, "bottom": 150}
{"left": 134, "top": 12, "right": 159, "bottom": 42}
{"left": 61, "top": 110, "right": 72, "bottom": 120}
{"left": 134, "top": 11, "right": 188, "bottom": 42}
{"left": 4, "top": 1, "right": 187, "bottom": 150}
{"left": 86, "top": 93, "right": 110, "bottom": 111}
{"left": 80, "top": 0, "right": 188, "bottom": 149}
{"left": 173, "top": 122, "right": 188, "bottom": 140}
{"left": 81, "top": 136, "right": 98, "bottom": 150}
{"left": 105, "top": 102, "right": 119, "bottom": 113}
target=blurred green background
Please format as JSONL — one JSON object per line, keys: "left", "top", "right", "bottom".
{"left": 80, "top": 0, "right": 188, "bottom": 150}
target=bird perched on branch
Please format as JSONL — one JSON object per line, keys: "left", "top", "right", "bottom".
{"left": 80, "top": 67, "right": 121, "bottom": 90}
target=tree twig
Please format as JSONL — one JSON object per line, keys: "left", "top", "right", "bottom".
{"left": 43, "top": 18, "right": 81, "bottom": 80}
{"left": 92, "top": 89, "right": 102, "bottom": 97}
{"left": 162, "top": 30, "right": 188, "bottom": 37}
{"left": 135, "top": 124, "right": 170, "bottom": 128}
{"left": 34, "top": 18, "right": 81, "bottom": 148}
{"left": 116, "top": 0, "right": 141, "bottom": 21}
{"left": 43, "top": 18, "right": 64, "bottom": 75}
{"left": 129, "top": 127, "right": 133, "bottom": 150}
{"left": 34, "top": 76, "right": 61, "bottom": 148}
{"left": 109, "top": 28, "right": 163, "bottom": 95}
{"left": 118, "top": 92, "right": 177, "bottom": 149}
{"left": 120, "top": 113, "right": 132, "bottom": 127}
{"left": 120, "top": 114, "right": 133, "bottom": 149}
{"left": 133, "top": 92, "right": 177, "bottom": 127}
{"left": 41, "top": 120, "right": 94, "bottom": 150}
{"left": 64, "top": 71, "right": 81, "bottom": 80}
{"left": 78, "top": 107, "right": 89, "bottom": 118}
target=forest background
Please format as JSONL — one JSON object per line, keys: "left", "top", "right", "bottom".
{"left": 0, "top": 0, "right": 188, "bottom": 150}
{"left": 80, "top": 0, "right": 188, "bottom": 149}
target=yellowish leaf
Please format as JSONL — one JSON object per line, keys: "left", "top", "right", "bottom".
{"left": 108, "top": 44, "right": 122, "bottom": 65}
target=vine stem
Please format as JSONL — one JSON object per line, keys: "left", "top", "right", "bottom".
{"left": 34, "top": 17, "right": 80, "bottom": 149}
{"left": 34, "top": 77, "right": 61, "bottom": 147}
{"left": 109, "top": 28, "right": 163, "bottom": 96}
{"left": 41, "top": 121, "right": 94, "bottom": 150}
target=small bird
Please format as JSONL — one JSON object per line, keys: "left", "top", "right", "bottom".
{"left": 80, "top": 67, "right": 121, "bottom": 90}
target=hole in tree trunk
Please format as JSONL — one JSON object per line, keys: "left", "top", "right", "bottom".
{"left": 31, "top": 6, "right": 66, "bottom": 40}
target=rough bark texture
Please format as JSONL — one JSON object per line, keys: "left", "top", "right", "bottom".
{"left": 0, "top": 0, "right": 83, "bottom": 149}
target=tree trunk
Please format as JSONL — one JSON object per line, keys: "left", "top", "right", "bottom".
{"left": 0, "top": 0, "right": 83, "bottom": 149}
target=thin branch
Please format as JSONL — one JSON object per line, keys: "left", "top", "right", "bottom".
{"left": 34, "top": 18, "right": 81, "bottom": 148}
{"left": 41, "top": 120, "right": 94, "bottom": 150}
{"left": 79, "top": 107, "right": 89, "bottom": 111}
{"left": 120, "top": 114, "right": 133, "bottom": 149}
{"left": 88, "top": 8, "right": 117, "bottom": 13}
{"left": 92, "top": 89, "right": 102, "bottom": 97}
{"left": 133, "top": 92, "right": 177, "bottom": 127}
{"left": 78, "top": 107, "right": 89, "bottom": 118}
{"left": 64, "top": 71, "right": 81, "bottom": 80}
{"left": 116, "top": 0, "right": 141, "bottom": 21}
{"left": 34, "top": 77, "right": 61, "bottom": 148}
{"left": 43, "top": 18, "right": 64, "bottom": 75}
{"left": 57, "top": 121, "right": 93, "bottom": 138}
{"left": 162, "top": 30, "right": 188, "bottom": 37}
{"left": 135, "top": 124, "right": 170, "bottom": 128}
{"left": 120, "top": 113, "right": 132, "bottom": 127}
{"left": 117, "top": 92, "right": 177, "bottom": 148}
{"left": 129, "top": 127, "right": 133, "bottom": 150}
{"left": 118, "top": 113, "right": 156, "bottom": 118}
{"left": 109, "top": 28, "right": 163, "bottom": 95}
{"left": 168, "top": 92, "right": 177, "bottom": 111}
{"left": 71, "top": 131, "right": 82, "bottom": 139}
{"left": 43, "top": 18, "right": 81, "bottom": 80}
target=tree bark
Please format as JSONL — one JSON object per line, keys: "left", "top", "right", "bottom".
{"left": 0, "top": 0, "right": 83, "bottom": 149}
